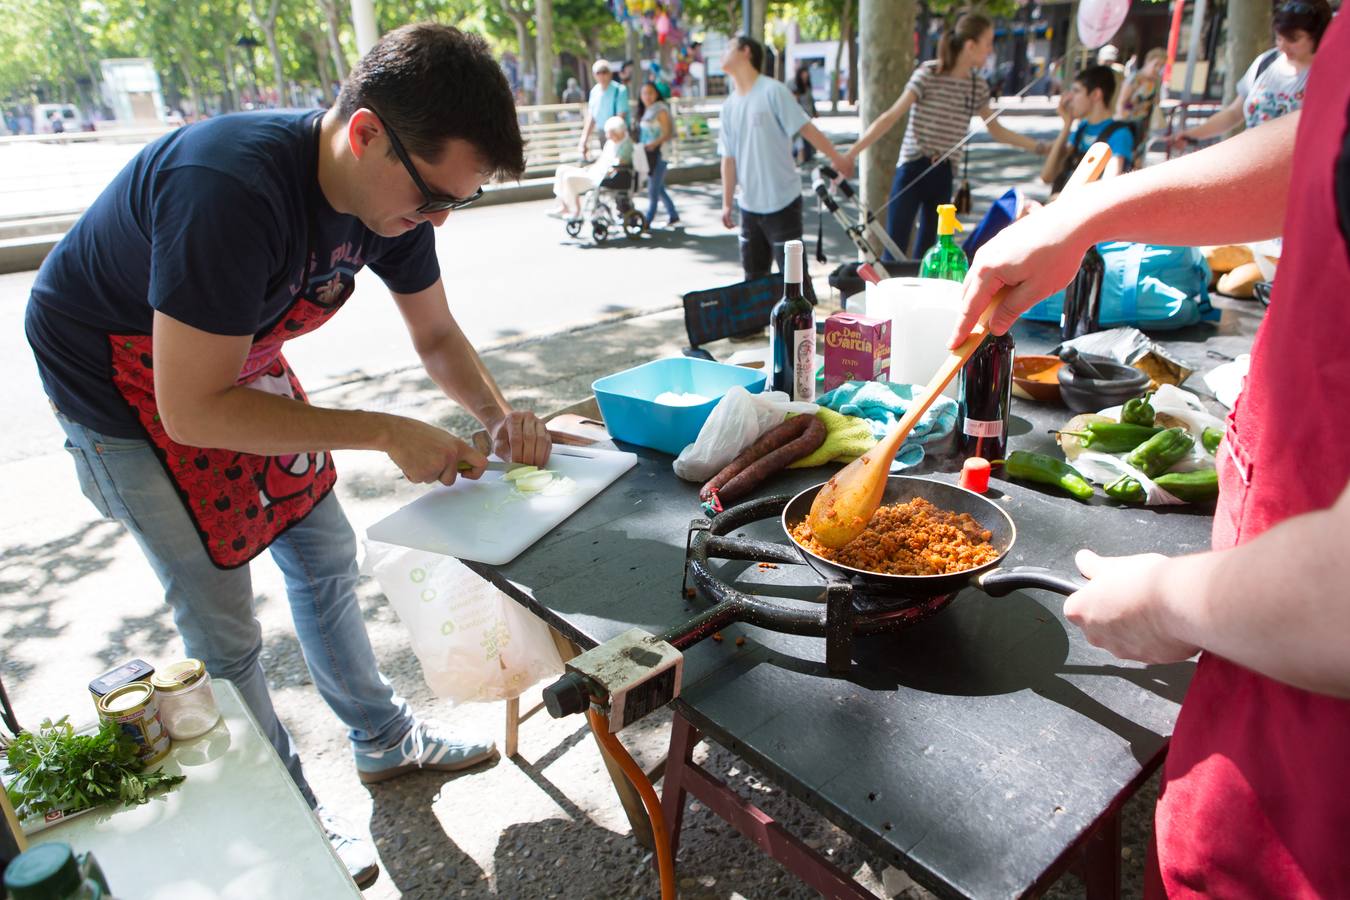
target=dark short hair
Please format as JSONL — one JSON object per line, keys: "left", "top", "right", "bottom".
{"left": 1075, "top": 65, "right": 1118, "bottom": 107}
{"left": 337, "top": 23, "right": 525, "bottom": 181}
{"left": 735, "top": 34, "right": 765, "bottom": 74}
{"left": 1274, "top": 0, "right": 1332, "bottom": 49}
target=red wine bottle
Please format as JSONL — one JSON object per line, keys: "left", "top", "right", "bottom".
{"left": 770, "top": 240, "right": 815, "bottom": 401}
{"left": 958, "top": 330, "right": 1015, "bottom": 461}
{"left": 1060, "top": 244, "right": 1104, "bottom": 340}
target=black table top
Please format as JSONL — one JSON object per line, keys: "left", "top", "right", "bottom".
{"left": 468, "top": 306, "right": 1260, "bottom": 899}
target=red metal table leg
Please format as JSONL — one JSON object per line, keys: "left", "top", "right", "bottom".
{"left": 659, "top": 710, "right": 875, "bottom": 899}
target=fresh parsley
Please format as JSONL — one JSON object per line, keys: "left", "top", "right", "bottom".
{"left": 3, "top": 716, "right": 185, "bottom": 820}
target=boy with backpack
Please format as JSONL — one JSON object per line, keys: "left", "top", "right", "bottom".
{"left": 1042, "top": 65, "right": 1135, "bottom": 197}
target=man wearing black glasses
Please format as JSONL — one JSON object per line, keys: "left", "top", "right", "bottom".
{"left": 24, "top": 23, "right": 546, "bottom": 888}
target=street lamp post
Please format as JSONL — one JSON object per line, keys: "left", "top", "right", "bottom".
{"left": 236, "top": 35, "right": 261, "bottom": 108}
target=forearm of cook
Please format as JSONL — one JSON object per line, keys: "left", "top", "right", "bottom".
{"left": 1079, "top": 110, "right": 1295, "bottom": 248}
{"left": 419, "top": 332, "right": 511, "bottom": 433}
{"left": 1162, "top": 482, "right": 1350, "bottom": 698}
{"left": 160, "top": 386, "right": 394, "bottom": 455}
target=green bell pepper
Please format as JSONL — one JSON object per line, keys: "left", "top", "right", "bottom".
{"left": 1120, "top": 392, "right": 1156, "bottom": 427}
{"left": 1004, "top": 450, "right": 1095, "bottom": 501}
{"left": 1125, "top": 427, "right": 1193, "bottom": 477}
{"left": 1156, "top": 468, "right": 1220, "bottom": 502}
{"left": 1105, "top": 474, "right": 1146, "bottom": 503}
{"left": 1202, "top": 426, "right": 1224, "bottom": 454}
{"left": 1056, "top": 422, "right": 1163, "bottom": 454}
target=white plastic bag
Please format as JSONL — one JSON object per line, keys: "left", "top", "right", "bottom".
{"left": 672, "top": 386, "right": 819, "bottom": 482}
{"left": 362, "top": 541, "right": 564, "bottom": 703}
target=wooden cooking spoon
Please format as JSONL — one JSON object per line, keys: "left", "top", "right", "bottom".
{"left": 804, "top": 142, "right": 1114, "bottom": 550}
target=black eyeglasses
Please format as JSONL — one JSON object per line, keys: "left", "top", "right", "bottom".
{"left": 377, "top": 114, "right": 483, "bottom": 214}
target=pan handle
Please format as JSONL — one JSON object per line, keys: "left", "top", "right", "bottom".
{"left": 976, "top": 566, "right": 1086, "bottom": 598}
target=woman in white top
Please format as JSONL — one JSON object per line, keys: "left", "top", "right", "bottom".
{"left": 1172, "top": 0, "right": 1331, "bottom": 147}
{"left": 843, "top": 14, "right": 1048, "bottom": 260}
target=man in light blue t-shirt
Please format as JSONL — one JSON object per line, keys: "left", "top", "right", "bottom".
{"left": 578, "top": 58, "right": 630, "bottom": 160}
{"left": 1042, "top": 64, "right": 1135, "bottom": 197}
{"left": 718, "top": 35, "right": 851, "bottom": 298}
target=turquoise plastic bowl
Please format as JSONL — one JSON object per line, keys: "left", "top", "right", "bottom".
{"left": 593, "top": 357, "right": 768, "bottom": 455}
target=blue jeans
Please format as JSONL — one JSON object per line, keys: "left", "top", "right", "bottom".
{"left": 57, "top": 414, "right": 411, "bottom": 805}
{"left": 885, "top": 157, "right": 953, "bottom": 261}
{"left": 645, "top": 154, "right": 678, "bottom": 225}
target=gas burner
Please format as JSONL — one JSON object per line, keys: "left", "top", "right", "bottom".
{"left": 681, "top": 494, "right": 953, "bottom": 674}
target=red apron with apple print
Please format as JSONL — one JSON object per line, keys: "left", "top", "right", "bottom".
{"left": 108, "top": 264, "right": 352, "bottom": 569}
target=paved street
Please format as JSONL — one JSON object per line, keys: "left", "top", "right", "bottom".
{"left": 0, "top": 116, "right": 1160, "bottom": 899}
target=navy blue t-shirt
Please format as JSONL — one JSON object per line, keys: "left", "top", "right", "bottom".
{"left": 26, "top": 110, "right": 441, "bottom": 438}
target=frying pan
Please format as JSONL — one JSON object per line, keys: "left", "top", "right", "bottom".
{"left": 782, "top": 476, "right": 1085, "bottom": 600}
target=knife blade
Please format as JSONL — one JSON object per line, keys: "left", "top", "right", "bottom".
{"left": 462, "top": 445, "right": 599, "bottom": 473}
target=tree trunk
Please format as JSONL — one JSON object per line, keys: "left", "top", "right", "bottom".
{"left": 749, "top": 0, "right": 768, "bottom": 42}
{"left": 1065, "top": 0, "right": 1082, "bottom": 85}
{"left": 1224, "top": 0, "right": 1270, "bottom": 103}
{"left": 309, "top": 31, "right": 333, "bottom": 97}
{"left": 859, "top": 0, "right": 914, "bottom": 225}
{"left": 320, "top": 0, "right": 349, "bottom": 82}
{"left": 535, "top": 0, "right": 557, "bottom": 105}
{"left": 179, "top": 63, "right": 201, "bottom": 117}
{"left": 221, "top": 49, "right": 238, "bottom": 112}
{"left": 509, "top": 13, "right": 533, "bottom": 81}
{"left": 248, "top": 0, "right": 285, "bottom": 105}
{"left": 263, "top": 24, "right": 285, "bottom": 104}
{"left": 624, "top": 19, "right": 641, "bottom": 74}
{"left": 847, "top": 17, "right": 860, "bottom": 103}
{"left": 832, "top": 0, "right": 853, "bottom": 113}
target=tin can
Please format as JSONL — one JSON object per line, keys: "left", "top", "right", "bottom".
{"left": 96, "top": 681, "right": 171, "bottom": 766}
{"left": 88, "top": 658, "right": 155, "bottom": 708}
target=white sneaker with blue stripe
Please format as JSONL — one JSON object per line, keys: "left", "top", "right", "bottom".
{"left": 354, "top": 718, "right": 497, "bottom": 785}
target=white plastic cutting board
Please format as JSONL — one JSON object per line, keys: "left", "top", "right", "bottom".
{"left": 366, "top": 446, "right": 638, "bottom": 565}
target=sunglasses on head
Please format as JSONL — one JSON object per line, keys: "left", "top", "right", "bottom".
{"left": 375, "top": 112, "right": 482, "bottom": 214}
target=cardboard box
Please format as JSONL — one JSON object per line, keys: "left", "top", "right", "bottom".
{"left": 823, "top": 312, "right": 891, "bottom": 392}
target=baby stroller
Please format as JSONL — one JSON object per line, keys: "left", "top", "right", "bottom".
{"left": 565, "top": 148, "right": 649, "bottom": 243}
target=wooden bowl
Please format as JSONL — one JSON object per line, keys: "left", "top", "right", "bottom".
{"left": 1012, "top": 355, "right": 1065, "bottom": 403}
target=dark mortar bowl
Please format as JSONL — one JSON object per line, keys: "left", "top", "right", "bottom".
{"left": 1057, "top": 356, "right": 1151, "bottom": 413}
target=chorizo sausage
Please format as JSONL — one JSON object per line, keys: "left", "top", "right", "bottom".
{"left": 706, "top": 415, "right": 827, "bottom": 504}
{"left": 700, "top": 415, "right": 813, "bottom": 501}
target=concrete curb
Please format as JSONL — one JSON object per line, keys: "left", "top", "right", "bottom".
{"left": 0, "top": 164, "right": 724, "bottom": 275}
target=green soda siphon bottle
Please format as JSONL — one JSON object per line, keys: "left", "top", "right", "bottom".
{"left": 918, "top": 204, "right": 969, "bottom": 282}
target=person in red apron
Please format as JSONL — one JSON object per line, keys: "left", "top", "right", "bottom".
{"left": 949, "top": 16, "right": 1350, "bottom": 895}
{"left": 24, "top": 25, "right": 549, "bottom": 888}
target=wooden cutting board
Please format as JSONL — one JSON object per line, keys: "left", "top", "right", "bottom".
{"left": 366, "top": 445, "right": 638, "bottom": 565}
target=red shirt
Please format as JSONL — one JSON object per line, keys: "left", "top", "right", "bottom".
{"left": 1150, "top": 18, "right": 1350, "bottom": 897}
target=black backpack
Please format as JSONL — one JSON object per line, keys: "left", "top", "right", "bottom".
{"left": 1051, "top": 120, "right": 1133, "bottom": 194}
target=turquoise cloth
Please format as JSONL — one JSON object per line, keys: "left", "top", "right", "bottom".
{"left": 816, "top": 381, "right": 958, "bottom": 469}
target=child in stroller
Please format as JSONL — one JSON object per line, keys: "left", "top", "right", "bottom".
{"left": 554, "top": 116, "right": 647, "bottom": 242}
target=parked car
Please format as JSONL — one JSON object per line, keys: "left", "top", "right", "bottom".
{"left": 33, "top": 103, "right": 85, "bottom": 134}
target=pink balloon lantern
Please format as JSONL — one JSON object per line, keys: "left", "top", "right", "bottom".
{"left": 1077, "top": 0, "right": 1130, "bottom": 49}
{"left": 656, "top": 12, "right": 671, "bottom": 43}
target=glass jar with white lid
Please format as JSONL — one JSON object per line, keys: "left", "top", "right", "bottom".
{"left": 150, "top": 658, "right": 221, "bottom": 740}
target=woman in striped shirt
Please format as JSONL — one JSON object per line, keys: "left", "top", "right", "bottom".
{"left": 844, "top": 14, "right": 1048, "bottom": 259}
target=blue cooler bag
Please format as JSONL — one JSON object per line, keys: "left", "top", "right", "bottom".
{"left": 1023, "top": 242, "right": 1218, "bottom": 330}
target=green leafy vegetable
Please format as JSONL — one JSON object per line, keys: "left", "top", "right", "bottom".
{"left": 3, "top": 716, "right": 184, "bottom": 820}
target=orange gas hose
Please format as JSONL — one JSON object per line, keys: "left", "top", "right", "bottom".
{"left": 587, "top": 706, "right": 677, "bottom": 900}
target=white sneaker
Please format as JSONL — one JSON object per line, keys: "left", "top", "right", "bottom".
{"left": 353, "top": 718, "right": 498, "bottom": 785}
{"left": 316, "top": 804, "right": 379, "bottom": 889}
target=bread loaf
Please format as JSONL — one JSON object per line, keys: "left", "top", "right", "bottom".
{"left": 1204, "top": 245, "right": 1254, "bottom": 274}
{"left": 1217, "top": 261, "right": 1264, "bottom": 298}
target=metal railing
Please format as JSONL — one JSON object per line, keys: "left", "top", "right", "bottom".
{"left": 517, "top": 96, "right": 724, "bottom": 174}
